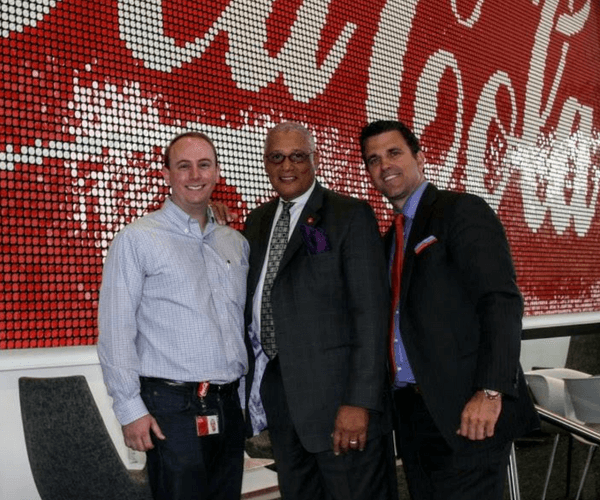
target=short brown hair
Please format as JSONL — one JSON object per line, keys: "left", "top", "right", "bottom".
{"left": 164, "top": 131, "right": 219, "bottom": 169}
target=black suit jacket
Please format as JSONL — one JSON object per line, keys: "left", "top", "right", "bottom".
{"left": 244, "top": 182, "right": 391, "bottom": 453}
{"left": 388, "top": 183, "right": 539, "bottom": 452}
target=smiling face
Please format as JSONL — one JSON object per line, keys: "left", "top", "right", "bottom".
{"left": 363, "top": 130, "right": 425, "bottom": 211}
{"left": 264, "top": 128, "right": 318, "bottom": 201}
{"left": 163, "top": 136, "right": 220, "bottom": 221}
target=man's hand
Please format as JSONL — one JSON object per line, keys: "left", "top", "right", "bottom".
{"left": 332, "top": 405, "right": 369, "bottom": 455}
{"left": 456, "top": 390, "right": 502, "bottom": 440}
{"left": 210, "top": 201, "right": 238, "bottom": 225}
{"left": 122, "top": 414, "right": 166, "bottom": 451}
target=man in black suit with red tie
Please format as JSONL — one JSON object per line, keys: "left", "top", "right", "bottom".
{"left": 244, "top": 122, "right": 397, "bottom": 500}
{"left": 360, "top": 120, "right": 539, "bottom": 500}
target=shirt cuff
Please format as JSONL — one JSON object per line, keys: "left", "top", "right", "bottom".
{"left": 114, "top": 396, "right": 149, "bottom": 426}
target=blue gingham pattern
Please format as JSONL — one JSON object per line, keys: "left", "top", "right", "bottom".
{"left": 98, "top": 198, "right": 249, "bottom": 425}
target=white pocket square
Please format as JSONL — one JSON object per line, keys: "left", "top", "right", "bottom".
{"left": 414, "top": 236, "right": 438, "bottom": 255}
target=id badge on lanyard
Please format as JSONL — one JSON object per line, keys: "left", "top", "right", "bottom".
{"left": 195, "top": 382, "right": 220, "bottom": 436}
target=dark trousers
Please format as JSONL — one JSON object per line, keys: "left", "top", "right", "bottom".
{"left": 140, "top": 378, "right": 245, "bottom": 500}
{"left": 393, "top": 386, "right": 511, "bottom": 500}
{"left": 261, "top": 357, "right": 398, "bottom": 500}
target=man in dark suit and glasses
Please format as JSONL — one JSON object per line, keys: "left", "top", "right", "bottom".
{"left": 360, "top": 119, "right": 540, "bottom": 500}
{"left": 244, "top": 122, "right": 397, "bottom": 500}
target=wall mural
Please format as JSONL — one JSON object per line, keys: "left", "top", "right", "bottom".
{"left": 1, "top": 0, "right": 599, "bottom": 348}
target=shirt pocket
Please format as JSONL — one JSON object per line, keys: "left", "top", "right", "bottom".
{"left": 221, "top": 261, "right": 248, "bottom": 308}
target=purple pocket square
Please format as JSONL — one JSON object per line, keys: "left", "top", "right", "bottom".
{"left": 414, "top": 235, "right": 438, "bottom": 255}
{"left": 300, "top": 224, "right": 332, "bottom": 255}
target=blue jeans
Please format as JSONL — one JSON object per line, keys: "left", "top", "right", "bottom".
{"left": 140, "top": 378, "right": 245, "bottom": 500}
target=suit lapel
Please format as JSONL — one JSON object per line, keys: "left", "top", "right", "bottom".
{"left": 277, "top": 183, "right": 324, "bottom": 274}
{"left": 248, "top": 199, "right": 278, "bottom": 294}
{"left": 383, "top": 226, "right": 394, "bottom": 262}
{"left": 400, "top": 184, "right": 438, "bottom": 303}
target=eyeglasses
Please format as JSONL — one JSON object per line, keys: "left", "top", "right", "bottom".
{"left": 264, "top": 151, "right": 314, "bottom": 165}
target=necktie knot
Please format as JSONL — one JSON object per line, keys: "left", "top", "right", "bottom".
{"left": 394, "top": 213, "right": 405, "bottom": 233}
{"left": 394, "top": 213, "right": 405, "bottom": 251}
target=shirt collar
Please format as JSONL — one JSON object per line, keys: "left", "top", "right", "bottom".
{"left": 278, "top": 179, "right": 317, "bottom": 211}
{"left": 400, "top": 181, "right": 429, "bottom": 220}
{"left": 162, "top": 197, "right": 214, "bottom": 234}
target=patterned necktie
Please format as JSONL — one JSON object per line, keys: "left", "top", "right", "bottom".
{"left": 261, "top": 201, "right": 293, "bottom": 359}
{"left": 389, "top": 213, "right": 405, "bottom": 374}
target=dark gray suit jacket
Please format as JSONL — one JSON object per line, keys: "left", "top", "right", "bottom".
{"left": 387, "top": 183, "right": 539, "bottom": 452}
{"left": 244, "top": 182, "right": 391, "bottom": 453}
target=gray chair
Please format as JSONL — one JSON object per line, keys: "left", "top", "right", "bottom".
{"left": 524, "top": 368, "right": 591, "bottom": 500}
{"left": 19, "top": 375, "right": 152, "bottom": 500}
{"left": 564, "top": 376, "right": 600, "bottom": 500}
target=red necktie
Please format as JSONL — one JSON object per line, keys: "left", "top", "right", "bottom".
{"left": 389, "top": 214, "right": 405, "bottom": 376}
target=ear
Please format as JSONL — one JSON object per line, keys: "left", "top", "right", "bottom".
{"left": 312, "top": 150, "right": 320, "bottom": 171}
{"left": 416, "top": 151, "right": 425, "bottom": 173}
{"left": 162, "top": 166, "right": 171, "bottom": 186}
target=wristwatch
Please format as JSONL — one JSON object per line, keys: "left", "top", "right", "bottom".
{"left": 483, "top": 389, "right": 501, "bottom": 400}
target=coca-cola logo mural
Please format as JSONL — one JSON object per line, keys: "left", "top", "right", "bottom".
{"left": 1, "top": 0, "right": 599, "bottom": 348}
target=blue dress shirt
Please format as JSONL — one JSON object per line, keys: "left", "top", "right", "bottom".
{"left": 98, "top": 198, "right": 249, "bottom": 425}
{"left": 392, "top": 181, "right": 428, "bottom": 387}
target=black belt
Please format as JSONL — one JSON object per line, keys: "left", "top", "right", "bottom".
{"left": 140, "top": 376, "right": 239, "bottom": 395}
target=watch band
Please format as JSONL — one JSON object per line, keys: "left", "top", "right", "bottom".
{"left": 483, "top": 389, "right": 501, "bottom": 400}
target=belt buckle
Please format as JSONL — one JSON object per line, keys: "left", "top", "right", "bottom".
{"left": 164, "top": 379, "right": 185, "bottom": 387}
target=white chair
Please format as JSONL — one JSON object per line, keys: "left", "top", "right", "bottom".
{"left": 525, "top": 368, "right": 590, "bottom": 417}
{"left": 564, "top": 376, "right": 600, "bottom": 500}
{"left": 524, "top": 368, "right": 591, "bottom": 500}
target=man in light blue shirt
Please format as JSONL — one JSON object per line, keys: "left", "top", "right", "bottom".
{"left": 98, "top": 131, "right": 249, "bottom": 500}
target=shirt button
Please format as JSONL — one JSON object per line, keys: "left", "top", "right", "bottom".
{"left": 184, "top": 228, "right": 189, "bottom": 233}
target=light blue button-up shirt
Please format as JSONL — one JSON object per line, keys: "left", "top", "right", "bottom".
{"left": 392, "top": 181, "right": 428, "bottom": 387}
{"left": 98, "top": 198, "right": 249, "bottom": 425}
